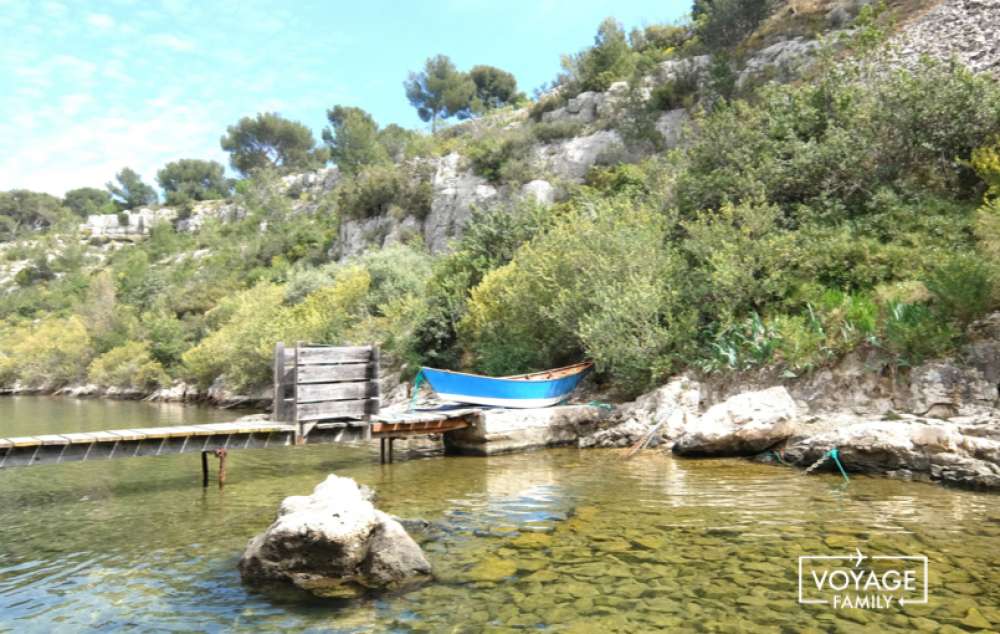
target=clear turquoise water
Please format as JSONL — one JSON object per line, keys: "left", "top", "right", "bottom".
{"left": 0, "top": 395, "right": 998, "bottom": 632}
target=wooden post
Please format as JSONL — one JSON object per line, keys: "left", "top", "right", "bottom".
{"left": 202, "top": 449, "right": 228, "bottom": 487}
{"left": 293, "top": 341, "right": 303, "bottom": 444}
{"left": 366, "top": 344, "right": 380, "bottom": 441}
{"left": 216, "top": 448, "right": 227, "bottom": 488}
{"left": 273, "top": 342, "right": 287, "bottom": 422}
{"left": 201, "top": 450, "right": 209, "bottom": 487}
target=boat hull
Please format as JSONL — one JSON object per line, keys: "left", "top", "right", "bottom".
{"left": 420, "top": 364, "right": 590, "bottom": 409}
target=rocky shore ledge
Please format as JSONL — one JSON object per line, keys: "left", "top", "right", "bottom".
{"left": 580, "top": 313, "right": 1000, "bottom": 490}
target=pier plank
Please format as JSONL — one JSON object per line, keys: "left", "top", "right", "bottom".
{"left": 296, "top": 399, "right": 374, "bottom": 421}
{"left": 297, "top": 382, "right": 374, "bottom": 403}
{"left": 297, "top": 363, "right": 371, "bottom": 384}
{"left": 296, "top": 346, "right": 372, "bottom": 365}
{"left": 33, "top": 434, "right": 72, "bottom": 446}
{"left": 7, "top": 436, "right": 46, "bottom": 448}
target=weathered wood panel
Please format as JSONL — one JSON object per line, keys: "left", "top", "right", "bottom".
{"left": 296, "top": 363, "right": 372, "bottom": 384}
{"left": 296, "top": 346, "right": 373, "bottom": 365}
{"left": 273, "top": 342, "right": 291, "bottom": 422}
{"left": 296, "top": 398, "right": 375, "bottom": 422}
{"left": 296, "top": 382, "right": 375, "bottom": 403}
{"left": 371, "top": 418, "right": 470, "bottom": 436}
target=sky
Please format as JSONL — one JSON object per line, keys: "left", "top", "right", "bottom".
{"left": 0, "top": 0, "right": 689, "bottom": 196}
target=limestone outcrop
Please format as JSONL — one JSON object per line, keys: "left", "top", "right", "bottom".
{"left": 579, "top": 376, "right": 700, "bottom": 449}
{"left": 673, "top": 387, "right": 799, "bottom": 456}
{"left": 889, "top": 0, "right": 1000, "bottom": 78}
{"left": 578, "top": 312, "right": 1000, "bottom": 489}
{"left": 238, "top": 475, "right": 431, "bottom": 597}
{"left": 781, "top": 418, "right": 1000, "bottom": 489}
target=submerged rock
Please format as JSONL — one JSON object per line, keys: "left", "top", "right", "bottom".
{"left": 673, "top": 387, "right": 798, "bottom": 456}
{"left": 238, "top": 475, "right": 431, "bottom": 597}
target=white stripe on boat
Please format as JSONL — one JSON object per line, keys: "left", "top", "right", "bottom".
{"left": 433, "top": 393, "right": 568, "bottom": 409}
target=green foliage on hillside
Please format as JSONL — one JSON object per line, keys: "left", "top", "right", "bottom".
{"left": 156, "top": 159, "right": 232, "bottom": 205}
{"left": 404, "top": 55, "right": 476, "bottom": 132}
{"left": 3, "top": 8, "right": 1000, "bottom": 399}
{"left": 322, "top": 106, "right": 390, "bottom": 175}
{"left": 63, "top": 187, "right": 114, "bottom": 217}
{"left": 107, "top": 167, "right": 158, "bottom": 210}
{"left": 692, "top": 0, "right": 776, "bottom": 51}
{"left": 0, "top": 190, "right": 75, "bottom": 240}
{"left": 220, "top": 112, "right": 327, "bottom": 175}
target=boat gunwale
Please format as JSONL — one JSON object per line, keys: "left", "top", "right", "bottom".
{"left": 421, "top": 361, "right": 593, "bottom": 384}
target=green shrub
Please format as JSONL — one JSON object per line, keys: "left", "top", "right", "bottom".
{"left": 924, "top": 254, "right": 995, "bottom": 327}
{"left": 771, "top": 312, "right": 827, "bottom": 370}
{"left": 971, "top": 140, "right": 1000, "bottom": 201}
{"left": 649, "top": 68, "right": 700, "bottom": 111}
{"left": 529, "top": 92, "right": 565, "bottom": 122}
{"left": 143, "top": 310, "right": 190, "bottom": 368}
{"left": 558, "top": 18, "right": 638, "bottom": 96}
{"left": 459, "top": 195, "right": 694, "bottom": 390}
{"left": 466, "top": 128, "right": 535, "bottom": 184}
{"left": 0, "top": 317, "right": 93, "bottom": 387}
{"left": 181, "top": 268, "right": 371, "bottom": 391}
{"left": 356, "top": 243, "right": 433, "bottom": 313}
{"left": 698, "top": 312, "right": 778, "bottom": 372}
{"left": 675, "top": 61, "right": 1000, "bottom": 216}
{"left": 87, "top": 342, "right": 169, "bottom": 390}
{"left": 630, "top": 23, "right": 690, "bottom": 55}
{"left": 880, "top": 302, "right": 955, "bottom": 366}
{"left": 585, "top": 163, "right": 650, "bottom": 197}
{"left": 693, "top": 0, "right": 776, "bottom": 51}
{"left": 975, "top": 199, "right": 1000, "bottom": 261}
{"left": 682, "top": 198, "right": 795, "bottom": 328}
{"left": 412, "top": 199, "right": 553, "bottom": 369}
{"left": 336, "top": 163, "right": 432, "bottom": 220}
{"left": 531, "top": 120, "right": 585, "bottom": 143}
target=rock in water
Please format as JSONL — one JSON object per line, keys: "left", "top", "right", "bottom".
{"left": 673, "top": 387, "right": 799, "bottom": 456}
{"left": 238, "top": 475, "right": 431, "bottom": 597}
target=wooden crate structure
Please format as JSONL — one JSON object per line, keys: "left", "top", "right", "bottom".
{"left": 272, "top": 342, "right": 380, "bottom": 442}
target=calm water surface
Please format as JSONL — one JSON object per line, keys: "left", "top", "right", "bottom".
{"left": 0, "top": 396, "right": 998, "bottom": 632}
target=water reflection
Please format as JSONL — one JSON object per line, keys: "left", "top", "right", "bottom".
{"left": 0, "top": 397, "right": 998, "bottom": 631}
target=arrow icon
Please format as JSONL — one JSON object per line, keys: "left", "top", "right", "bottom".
{"left": 853, "top": 547, "right": 866, "bottom": 568}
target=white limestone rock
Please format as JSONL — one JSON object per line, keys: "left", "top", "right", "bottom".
{"left": 673, "top": 386, "right": 799, "bottom": 456}
{"left": 238, "top": 475, "right": 431, "bottom": 596}
{"left": 520, "top": 179, "right": 555, "bottom": 205}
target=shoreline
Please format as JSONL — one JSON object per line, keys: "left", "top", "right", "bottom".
{"left": 4, "top": 343, "right": 1000, "bottom": 493}
{"left": 0, "top": 382, "right": 271, "bottom": 409}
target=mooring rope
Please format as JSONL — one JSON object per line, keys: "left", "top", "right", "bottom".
{"left": 408, "top": 369, "right": 425, "bottom": 412}
{"left": 801, "top": 447, "right": 850, "bottom": 483}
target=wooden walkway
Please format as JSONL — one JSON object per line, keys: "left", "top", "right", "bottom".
{"left": 370, "top": 407, "right": 478, "bottom": 464}
{"left": 0, "top": 408, "right": 478, "bottom": 470}
{"left": 0, "top": 344, "right": 480, "bottom": 475}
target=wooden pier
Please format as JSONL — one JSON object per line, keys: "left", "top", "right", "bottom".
{"left": 0, "top": 343, "right": 476, "bottom": 479}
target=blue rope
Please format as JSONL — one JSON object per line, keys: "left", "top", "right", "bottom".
{"left": 409, "top": 369, "right": 425, "bottom": 412}
{"left": 828, "top": 447, "right": 850, "bottom": 483}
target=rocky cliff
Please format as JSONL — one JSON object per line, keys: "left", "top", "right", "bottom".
{"left": 69, "top": 1, "right": 998, "bottom": 266}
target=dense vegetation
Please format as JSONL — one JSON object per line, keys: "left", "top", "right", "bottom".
{"left": 2, "top": 2, "right": 999, "bottom": 399}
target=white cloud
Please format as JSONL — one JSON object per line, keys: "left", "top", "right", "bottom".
{"left": 86, "top": 13, "right": 115, "bottom": 30}
{"left": 59, "top": 93, "right": 92, "bottom": 116}
{"left": 52, "top": 54, "right": 97, "bottom": 79}
{"left": 0, "top": 102, "right": 227, "bottom": 196}
{"left": 148, "top": 33, "right": 195, "bottom": 51}
{"left": 42, "top": 1, "right": 66, "bottom": 16}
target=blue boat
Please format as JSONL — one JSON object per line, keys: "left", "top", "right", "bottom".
{"left": 418, "top": 362, "right": 593, "bottom": 409}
